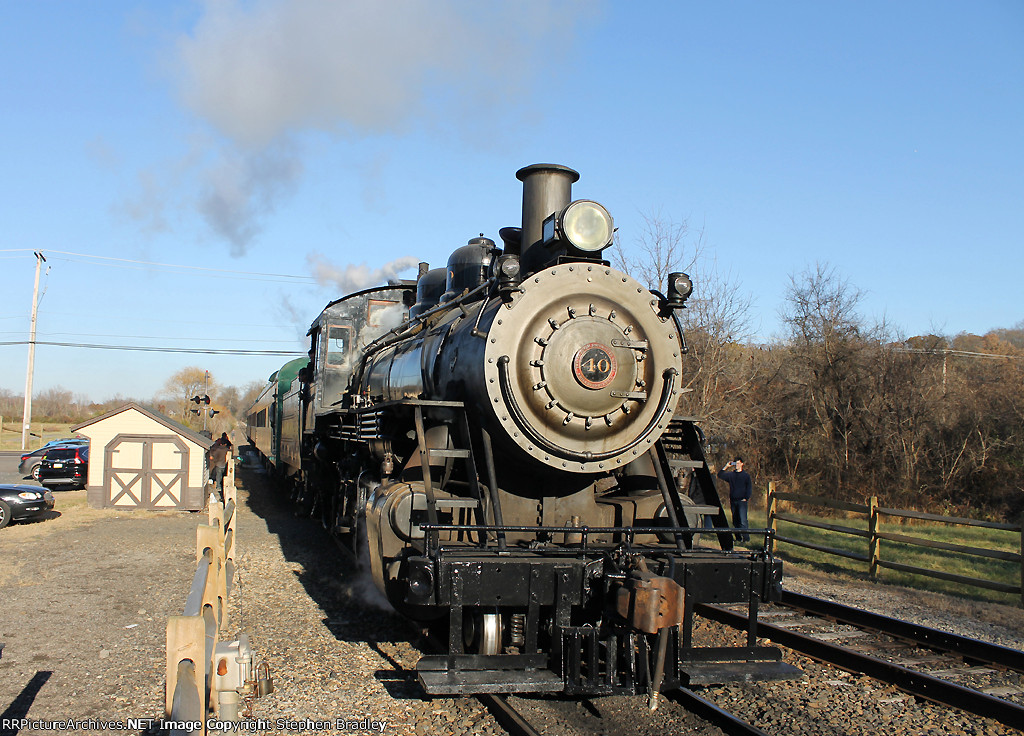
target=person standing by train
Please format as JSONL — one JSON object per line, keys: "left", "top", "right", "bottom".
{"left": 717, "top": 457, "right": 752, "bottom": 542}
{"left": 215, "top": 432, "right": 232, "bottom": 451}
{"left": 208, "top": 440, "right": 230, "bottom": 501}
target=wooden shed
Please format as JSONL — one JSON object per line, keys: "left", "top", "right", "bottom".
{"left": 72, "top": 403, "right": 213, "bottom": 511}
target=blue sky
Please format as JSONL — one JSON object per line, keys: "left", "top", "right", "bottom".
{"left": 1, "top": 1, "right": 1021, "bottom": 402}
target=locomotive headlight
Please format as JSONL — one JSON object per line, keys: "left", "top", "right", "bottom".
{"left": 562, "top": 200, "right": 613, "bottom": 252}
{"left": 542, "top": 200, "right": 614, "bottom": 253}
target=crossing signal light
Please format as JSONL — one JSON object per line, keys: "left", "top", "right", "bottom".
{"left": 202, "top": 394, "right": 211, "bottom": 405}
{"left": 209, "top": 409, "right": 219, "bottom": 418}
{"left": 191, "top": 396, "right": 201, "bottom": 404}
{"left": 190, "top": 408, "right": 200, "bottom": 415}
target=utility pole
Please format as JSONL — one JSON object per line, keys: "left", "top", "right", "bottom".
{"left": 22, "top": 251, "right": 46, "bottom": 450}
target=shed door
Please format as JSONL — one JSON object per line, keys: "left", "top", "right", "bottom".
{"left": 105, "top": 436, "right": 189, "bottom": 509}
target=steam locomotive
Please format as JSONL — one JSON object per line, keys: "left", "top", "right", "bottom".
{"left": 247, "top": 164, "right": 797, "bottom": 697}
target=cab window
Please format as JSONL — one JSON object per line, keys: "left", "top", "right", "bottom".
{"left": 326, "top": 325, "right": 352, "bottom": 366}
{"left": 367, "top": 299, "right": 398, "bottom": 327}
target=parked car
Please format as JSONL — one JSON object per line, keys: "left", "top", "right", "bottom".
{"left": 38, "top": 445, "right": 90, "bottom": 490}
{"left": 0, "top": 484, "right": 55, "bottom": 528}
{"left": 18, "top": 438, "right": 88, "bottom": 481}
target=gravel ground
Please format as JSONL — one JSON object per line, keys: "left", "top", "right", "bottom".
{"left": 2, "top": 449, "right": 1022, "bottom": 736}
{"left": 0, "top": 488, "right": 205, "bottom": 732}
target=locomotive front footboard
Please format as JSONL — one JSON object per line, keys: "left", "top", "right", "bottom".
{"left": 410, "top": 526, "right": 801, "bottom": 695}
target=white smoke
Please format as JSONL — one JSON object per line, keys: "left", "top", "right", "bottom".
{"left": 308, "top": 253, "right": 420, "bottom": 294}
{"left": 164, "top": 0, "right": 592, "bottom": 253}
{"left": 197, "top": 143, "right": 303, "bottom": 255}
{"left": 174, "top": 0, "right": 583, "bottom": 146}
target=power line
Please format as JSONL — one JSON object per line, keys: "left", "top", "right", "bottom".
{"left": 2, "top": 248, "right": 320, "bottom": 284}
{"left": 0, "top": 340, "right": 303, "bottom": 356}
{"left": 897, "top": 347, "right": 1024, "bottom": 361}
{"left": 0, "top": 330, "right": 302, "bottom": 345}
{"left": 1, "top": 310, "right": 302, "bottom": 329}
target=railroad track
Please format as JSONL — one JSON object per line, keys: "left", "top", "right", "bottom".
{"left": 498, "top": 689, "right": 769, "bottom": 736}
{"left": 696, "top": 590, "right": 1024, "bottom": 731}
{"left": 418, "top": 634, "right": 767, "bottom": 735}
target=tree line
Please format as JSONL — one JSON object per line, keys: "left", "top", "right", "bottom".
{"left": 0, "top": 372, "right": 265, "bottom": 434}
{"left": 614, "top": 214, "right": 1023, "bottom": 522}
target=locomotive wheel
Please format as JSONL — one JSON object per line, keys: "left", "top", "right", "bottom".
{"left": 463, "top": 610, "right": 503, "bottom": 656}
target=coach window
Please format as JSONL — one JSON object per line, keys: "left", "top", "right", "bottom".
{"left": 326, "top": 324, "right": 353, "bottom": 366}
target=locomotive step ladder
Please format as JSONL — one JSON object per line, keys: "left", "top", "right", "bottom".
{"left": 413, "top": 403, "right": 505, "bottom": 548}
{"left": 660, "top": 416, "right": 735, "bottom": 550}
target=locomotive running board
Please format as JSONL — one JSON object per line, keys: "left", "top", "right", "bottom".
{"left": 417, "top": 654, "right": 563, "bottom": 695}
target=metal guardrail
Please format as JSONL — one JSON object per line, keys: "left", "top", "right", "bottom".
{"left": 767, "top": 482, "right": 1024, "bottom": 604}
{"left": 165, "top": 458, "right": 238, "bottom": 735}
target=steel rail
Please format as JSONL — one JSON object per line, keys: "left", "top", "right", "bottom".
{"left": 477, "top": 694, "right": 543, "bottom": 736}
{"left": 780, "top": 590, "right": 1024, "bottom": 673}
{"left": 669, "top": 688, "right": 770, "bottom": 736}
{"left": 418, "top": 632, "right": 543, "bottom": 736}
{"left": 696, "top": 602, "right": 1024, "bottom": 731}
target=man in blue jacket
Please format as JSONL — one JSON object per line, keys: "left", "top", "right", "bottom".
{"left": 717, "top": 457, "right": 752, "bottom": 542}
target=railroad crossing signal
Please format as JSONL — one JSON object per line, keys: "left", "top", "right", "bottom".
{"left": 191, "top": 395, "right": 211, "bottom": 405}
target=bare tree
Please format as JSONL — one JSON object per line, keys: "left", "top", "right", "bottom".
{"left": 611, "top": 209, "right": 756, "bottom": 461}
{"left": 676, "top": 261, "right": 755, "bottom": 438}
{"left": 161, "top": 367, "right": 213, "bottom": 428}
{"left": 35, "top": 386, "right": 76, "bottom": 422}
{"left": 610, "top": 209, "right": 704, "bottom": 291}
{"left": 779, "top": 263, "right": 871, "bottom": 490}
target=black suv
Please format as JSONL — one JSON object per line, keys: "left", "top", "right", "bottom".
{"left": 38, "top": 445, "right": 90, "bottom": 489}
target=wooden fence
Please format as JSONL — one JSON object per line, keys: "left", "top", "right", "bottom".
{"left": 766, "top": 482, "right": 1024, "bottom": 605}
{"left": 165, "top": 460, "right": 238, "bottom": 734}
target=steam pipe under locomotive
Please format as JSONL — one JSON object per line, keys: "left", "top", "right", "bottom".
{"left": 246, "top": 164, "right": 800, "bottom": 697}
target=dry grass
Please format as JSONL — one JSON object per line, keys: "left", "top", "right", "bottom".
{"left": 0, "top": 422, "right": 78, "bottom": 451}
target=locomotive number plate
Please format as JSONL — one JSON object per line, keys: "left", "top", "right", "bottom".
{"left": 573, "top": 343, "right": 617, "bottom": 389}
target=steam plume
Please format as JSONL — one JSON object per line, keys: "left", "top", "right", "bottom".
{"left": 165, "top": 0, "right": 589, "bottom": 253}
{"left": 308, "top": 253, "right": 420, "bottom": 294}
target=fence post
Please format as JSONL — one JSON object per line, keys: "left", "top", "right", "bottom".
{"left": 868, "top": 495, "right": 879, "bottom": 579}
{"left": 197, "top": 524, "right": 225, "bottom": 631}
{"left": 166, "top": 615, "right": 206, "bottom": 729}
{"left": 1019, "top": 514, "right": 1023, "bottom": 607}
{"left": 225, "top": 475, "right": 237, "bottom": 564}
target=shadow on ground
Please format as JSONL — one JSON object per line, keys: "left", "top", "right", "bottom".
{"left": 234, "top": 455, "right": 419, "bottom": 651}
